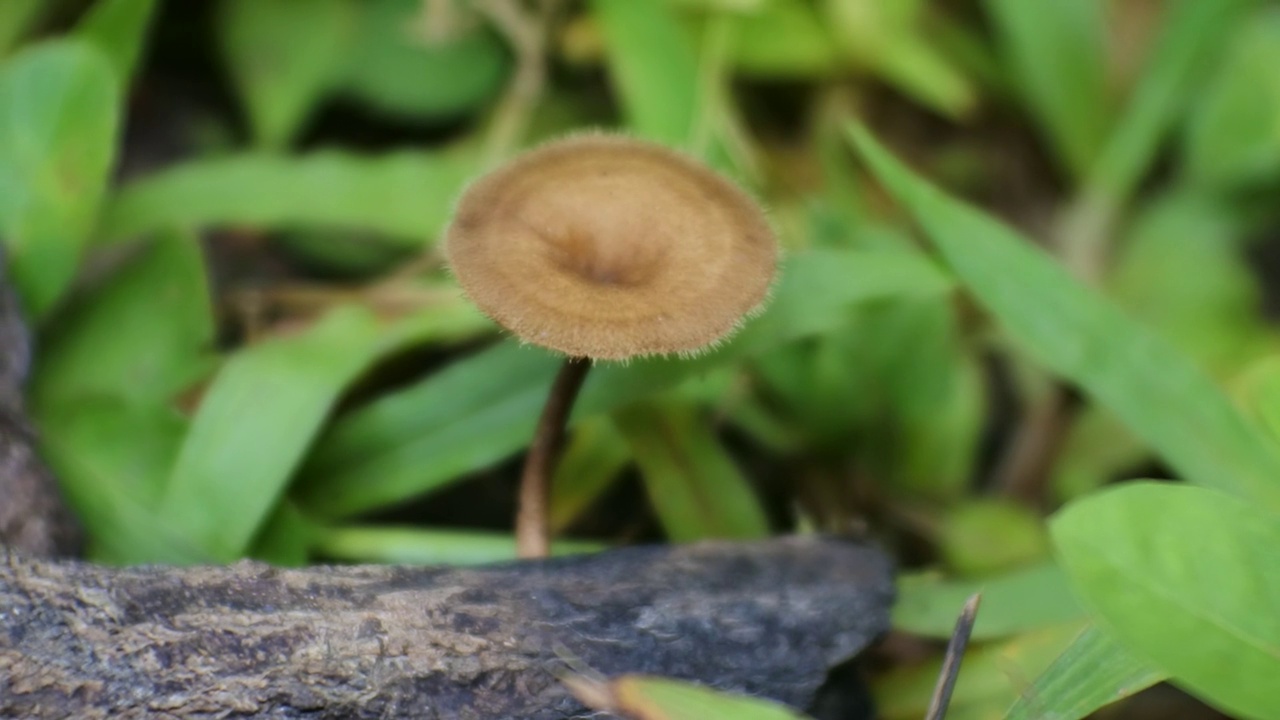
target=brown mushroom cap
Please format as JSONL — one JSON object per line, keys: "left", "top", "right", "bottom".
{"left": 443, "top": 134, "right": 778, "bottom": 360}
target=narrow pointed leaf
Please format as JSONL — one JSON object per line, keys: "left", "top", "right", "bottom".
{"left": 1086, "top": 0, "right": 1253, "bottom": 201}
{"left": 615, "top": 401, "right": 769, "bottom": 542}
{"left": 103, "top": 149, "right": 477, "bottom": 244}
{"left": 981, "top": 0, "right": 1110, "bottom": 181}
{"left": 591, "top": 0, "right": 699, "bottom": 146}
{"left": 1004, "top": 624, "right": 1165, "bottom": 720}
{"left": 550, "top": 416, "right": 632, "bottom": 533}
{"left": 0, "top": 0, "right": 43, "bottom": 56}
{"left": 218, "top": 0, "right": 352, "bottom": 148}
{"left": 568, "top": 674, "right": 810, "bottom": 720}
{"left": 77, "top": 0, "right": 158, "bottom": 81}
{"left": 37, "top": 396, "right": 203, "bottom": 565}
{"left": 311, "top": 525, "right": 603, "bottom": 566}
{"left": 847, "top": 123, "right": 1280, "bottom": 512}
{"left": 32, "top": 229, "right": 214, "bottom": 408}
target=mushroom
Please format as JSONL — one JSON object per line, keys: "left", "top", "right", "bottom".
{"left": 443, "top": 132, "right": 777, "bottom": 557}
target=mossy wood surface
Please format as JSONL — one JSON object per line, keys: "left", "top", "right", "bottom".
{"left": 0, "top": 537, "right": 892, "bottom": 719}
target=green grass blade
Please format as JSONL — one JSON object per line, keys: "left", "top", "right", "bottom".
{"left": 311, "top": 525, "right": 604, "bottom": 566}
{"left": 37, "top": 396, "right": 204, "bottom": 565}
{"left": 160, "top": 307, "right": 386, "bottom": 560}
{"left": 249, "top": 501, "right": 314, "bottom": 566}
{"left": 32, "top": 229, "right": 214, "bottom": 408}
{"left": 159, "top": 299, "right": 488, "bottom": 561}
{"left": 103, "top": 148, "right": 477, "bottom": 245}
{"left": 294, "top": 341, "right": 559, "bottom": 517}
{"left": 1106, "top": 193, "right": 1271, "bottom": 379}
{"left": 615, "top": 400, "right": 769, "bottom": 542}
{"left": 981, "top": 0, "right": 1110, "bottom": 182}
{"left": 337, "top": 0, "right": 509, "bottom": 120}
{"left": 549, "top": 415, "right": 632, "bottom": 533}
{"left": 217, "top": 0, "right": 352, "bottom": 148}
{"left": 0, "top": 40, "right": 119, "bottom": 317}
{"left": 591, "top": 0, "right": 699, "bottom": 146}
{"left": 823, "top": 0, "right": 976, "bottom": 118}
{"left": 1181, "top": 7, "right": 1280, "bottom": 187}
{"left": 1085, "top": 0, "right": 1253, "bottom": 202}
{"left": 1052, "top": 483, "right": 1280, "bottom": 719}
{"left": 1237, "top": 356, "right": 1280, "bottom": 447}
{"left": 874, "top": 622, "right": 1084, "bottom": 720}
{"left": 847, "top": 123, "right": 1280, "bottom": 511}
{"left": 1004, "top": 624, "right": 1166, "bottom": 720}
{"left": 29, "top": 229, "right": 214, "bottom": 564}
{"left": 0, "top": 0, "right": 42, "bottom": 56}
{"left": 569, "top": 674, "right": 811, "bottom": 720}
{"left": 77, "top": 0, "right": 158, "bottom": 81}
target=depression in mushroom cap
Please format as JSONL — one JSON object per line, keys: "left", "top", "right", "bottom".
{"left": 443, "top": 134, "right": 778, "bottom": 360}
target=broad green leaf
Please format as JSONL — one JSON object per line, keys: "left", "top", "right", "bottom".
{"left": 591, "top": 0, "right": 699, "bottom": 146}
{"left": 32, "top": 230, "right": 215, "bottom": 409}
{"left": 614, "top": 400, "right": 768, "bottom": 542}
{"left": 77, "top": 0, "right": 158, "bottom": 81}
{"left": 0, "top": 0, "right": 43, "bottom": 56}
{"left": 37, "top": 396, "right": 203, "bottom": 565}
{"left": 294, "top": 247, "right": 952, "bottom": 518}
{"left": 549, "top": 415, "right": 631, "bottom": 533}
{"left": 218, "top": 0, "right": 353, "bottom": 148}
{"left": 311, "top": 525, "right": 604, "bottom": 566}
{"left": 567, "top": 674, "right": 809, "bottom": 720}
{"left": 1004, "top": 624, "right": 1165, "bottom": 720}
{"left": 1182, "top": 7, "right": 1280, "bottom": 187}
{"left": 339, "top": 0, "right": 509, "bottom": 120}
{"left": 0, "top": 40, "right": 120, "bottom": 317}
{"left": 1052, "top": 482, "right": 1280, "bottom": 719}
{"left": 103, "top": 148, "right": 478, "bottom": 245}
{"left": 981, "top": 0, "right": 1110, "bottom": 182}
{"left": 1085, "top": 0, "right": 1253, "bottom": 202}
{"left": 848, "top": 123, "right": 1280, "bottom": 512}
{"left": 875, "top": 622, "right": 1083, "bottom": 720}
{"left": 895, "top": 562, "right": 1083, "bottom": 641}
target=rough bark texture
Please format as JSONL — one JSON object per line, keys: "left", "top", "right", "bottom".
{"left": 0, "top": 537, "right": 893, "bottom": 719}
{"left": 0, "top": 251, "right": 81, "bottom": 558}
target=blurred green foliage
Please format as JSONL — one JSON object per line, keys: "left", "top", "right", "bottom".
{"left": 2, "top": 0, "right": 1280, "bottom": 718}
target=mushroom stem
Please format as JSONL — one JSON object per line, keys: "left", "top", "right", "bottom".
{"left": 516, "top": 356, "right": 592, "bottom": 558}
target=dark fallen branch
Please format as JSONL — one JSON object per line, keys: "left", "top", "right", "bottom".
{"left": 0, "top": 536, "right": 893, "bottom": 719}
